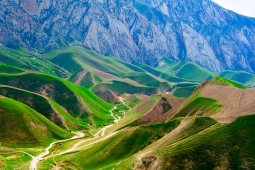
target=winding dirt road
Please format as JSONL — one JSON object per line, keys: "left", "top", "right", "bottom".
{"left": 29, "top": 106, "right": 122, "bottom": 170}
{"left": 30, "top": 132, "right": 84, "bottom": 170}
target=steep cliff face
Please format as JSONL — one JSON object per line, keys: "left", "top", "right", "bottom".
{"left": 1, "top": 0, "right": 255, "bottom": 72}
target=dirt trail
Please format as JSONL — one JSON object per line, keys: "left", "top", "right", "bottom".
{"left": 29, "top": 106, "right": 125, "bottom": 169}
{"left": 119, "top": 97, "right": 131, "bottom": 109}
{"left": 143, "top": 101, "right": 159, "bottom": 116}
{"left": 234, "top": 90, "right": 243, "bottom": 114}
{"left": 30, "top": 132, "right": 84, "bottom": 170}
{"left": 74, "top": 68, "right": 88, "bottom": 85}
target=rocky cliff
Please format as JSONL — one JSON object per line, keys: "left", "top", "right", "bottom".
{"left": 1, "top": 0, "right": 255, "bottom": 72}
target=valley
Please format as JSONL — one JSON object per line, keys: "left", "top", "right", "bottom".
{"left": 0, "top": 45, "right": 255, "bottom": 169}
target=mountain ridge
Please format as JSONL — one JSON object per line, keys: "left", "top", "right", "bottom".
{"left": 1, "top": 0, "right": 255, "bottom": 72}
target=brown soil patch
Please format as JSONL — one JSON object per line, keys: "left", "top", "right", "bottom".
{"left": 152, "top": 94, "right": 185, "bottom": 124}
{"left": 38, "top": 84, "right": 54, "bottom": 98}
{"left": 138, "top": 99, "right": 172, "bottom": 124}
{"left": 0, "top": 95, "right": 4, "bottom": 98}
{"left": 93, "top": 85, "right": 120, "bottom": 104}
{"left": 135, "top": 96, "right": 152, "bottom": 113}
{"left": 164, "top": 93, "right": 184, "bottom": 107}
{"left": 200, "top": 85, "right": 255, "bottom": 123}
{"left": 75, "top": 68, "right": 88, "bottom": 85}
{"left": 135, "top": 156, "right": 160, "bottom": 170}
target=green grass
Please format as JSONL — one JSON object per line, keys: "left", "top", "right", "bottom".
{"left": 133, "top": 61, "right": 186, "bottom": 83}
{"left": 172, "top": 86, "right": 197, "bottom": 98}
{"left": 44, "top": 46, "right": 135, "bottom": 77}
{"left": 0, "top": 46, "right": 69, "bottom": 78}
{"left": 156, "top": 57, "right": 187, "bottom": 73}
{"left": 0, "top": 53, "right": 26, "bottom": 67}
{"left": 50, "top": 52, "right": 82, "bottom": 73}
{"left": 0, "top": 64, "right": 25, "bottom": 74}
{"left": 173, "top": 97, "right": 222, "bottom": 119}
{"left": 175, "top": 63, "right": 215, "bottom": 82}
{"left": 70, "top": 69, "right": 103, "bottom": 89}
{"left": 168, "top": 91, "right": 222, "bottom": 121}
{"left": 0, "top": 85, "right": 67, "bottom": 129}
{"left": 38, "top": 120, "right": 180, "bottom": 169}
{"left": 0, "top": 150, "right": 32, "bottom": 170}
{"left": 155, "top": 115, "right": 255, "bottom": 169}
{"left": 105, "top": 80, "right": 157, "bottom": 95}
{"left": 211, "top": 76, "right": 247, "bottom": 89}
{"left": 0, "top": 72, "right": 113, "bottom": 127}
{"left": 62, "top": 79, "right": 113, "bottom": 127}
{"left": 0, "top": 73, "right": 88, "bottom": 118}
{"left": 0, "top": 97, "right": 72, "bottom": 147}
{"left": 48, "top": 99, "right": 89, "bottom": 130}
{"left": 126, "top": 97, "right": 142, "bottom": 108}
{"left": 156, "top": 58, "right": 216, "bottom": 83}
{"left": 124, "top": 72, "right": 171, "bottom": 92}
{"left": 219, "top": 71, "right": 255, "bottom": 87}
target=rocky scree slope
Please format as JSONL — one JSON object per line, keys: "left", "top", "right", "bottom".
{"left": 1, "top": 0, "right": 255, "bottom": 73}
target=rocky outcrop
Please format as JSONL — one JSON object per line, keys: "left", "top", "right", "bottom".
{"left": 1, "top": 0, "right": 255, "bottom": 72}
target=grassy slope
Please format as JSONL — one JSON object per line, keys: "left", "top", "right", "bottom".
{"left": 38, "top": 120, "right": 180, "bottom": 170}
{"left": 0, "top": 64, "right": 25, "bottom": 74}
{"left": 167, "top": 91, "right": 222, "bottom": 121}
{"left": 124, "top": 72, "right": 171, "bottom": 90}
{"left": 155, "top": 115, "right": 255, "bottom": 169}
{"left": 48, "top": 99, "right": 88, "bottom": 130}
{"left": 0, "top": 97, "right": 72, "bottom": 147}
{"left": 62, "top": 79, "right": 113, "bottom": 126}
{"left": 69, "top": 68, "right": 103, "bottom": 89}
{"left": 45, "top": 46, "right": 164, "bottom": 95}
{"left": 132, "top": 61, "right": 186, "bottom": 83}
{"left": 105, "top": 80, "right": 157, "bottom": 95}
{"left": 172, "top": 85, "right": 197, "bottom": 98}
{"left": 0, "top": 86, "right": 65, "bottom": 128}
{"left": 0, "top": 85, "right": 87, "bottom": 130}
{"left": 44, "top": 46, "right": 134, "bottom": 77}
{"left": 0, "top": 73, "right": 87, "bottom": 117}
{"left": 0, "top": 46, "right": 68, "bottom": 78}
{"left": 38, "top": 114, "right": 255, "bottom": 169}
{"left": 175, "top": 63, "right": 215, "bottom": 82}
{"left": 0, "top": 72, "right": 113, "bottom": 127}
{"left": 220, "top": 70, "right": 255, "bottom": 87}
{"left": 211, "top": 76, "right": 247, "bottom": 89}
{"left": 156, "top": 58, "right": 215, "bottom": 83}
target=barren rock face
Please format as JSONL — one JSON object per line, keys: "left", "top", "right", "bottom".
{"left": 1, "top": 0, "right": 255, "bottom": 72}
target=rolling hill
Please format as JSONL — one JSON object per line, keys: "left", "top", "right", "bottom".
{"left": 0, "top": 45, "right": 255, "bottom": 169}
{"left": 0, "top": 96, "right": 73, "bottom": 147}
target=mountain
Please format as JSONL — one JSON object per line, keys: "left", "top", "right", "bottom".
{"left": 1, "top": 0, "right": 255, "bottom": 73}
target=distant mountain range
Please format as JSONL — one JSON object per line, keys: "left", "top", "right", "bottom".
{"left": 1, "top": 0, "right": 255, "bottom": 73}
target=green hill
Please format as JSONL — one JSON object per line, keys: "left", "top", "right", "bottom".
{"left": 210, "top": 76, "right": 247, "bottom": 89}
{"left": 39, "top": 115, "right": 255, "bottom": 169}
{"left": 0, "top": 97, "right": 73, "bottom": 147}
{"left": 1, "top": 44, "right": 255, "bottom": 170}
{"left": 156, "top": 58, "right": 216, "bottom": 83}
{"left": 142, "top": 115, "right": 255, "bottom": 170}
{"left": 220, "top": 70, "right": 255, "bottom": 87}
{"left": 0, "top": 85, "right": 87, "bottom": 130}
{"left": 0, "top": 72, "right": 113, "bottom": 127}
{"left": 38, "top": 119, "right": 181, "bottom": 169}
{"left": 44, "top": 46, "right": 135, "bottom": 77}
{"left": 0, "top": 46, "right": 68, "bottom": 78}
{"left": 0, "top": 64, "right": 25, "bottom": 74}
